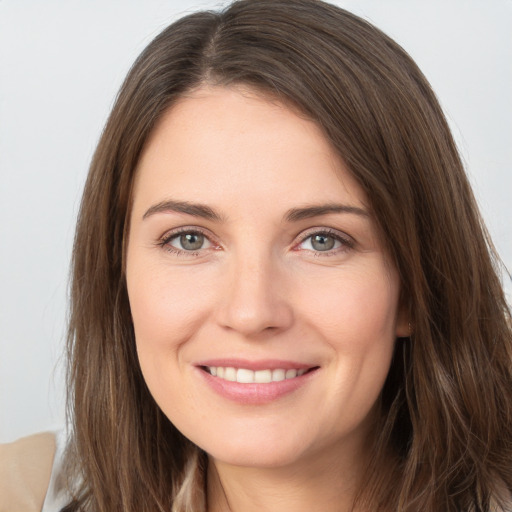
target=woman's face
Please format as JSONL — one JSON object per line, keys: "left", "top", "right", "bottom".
{"left": 126, "top": 86, "right": 408, "bottom": 470}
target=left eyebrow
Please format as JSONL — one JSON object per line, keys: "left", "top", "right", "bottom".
{"left": 142, "top": 199, "right": 225, "bottom": 222}
{"left": 284, "top": 203, "right": 370, "bottom": 222}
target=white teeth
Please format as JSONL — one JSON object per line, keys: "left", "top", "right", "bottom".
{"left": 272, "top": 369, "right": 286, "bottom": 381}
{"left": 254, "top": 369, "right": 272, "bottom": 383}
{"left": 236, "top": 368, "right": 254, "bottom": 383}
{"left": 224, "top": 367, "right": 236, "bottom": 381}
{"left": 206, "top": 366, "right": 309, "bottom": 383}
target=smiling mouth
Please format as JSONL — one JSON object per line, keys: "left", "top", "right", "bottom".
{"left": 201, "top": 366, "right": 318, "bottom": 384}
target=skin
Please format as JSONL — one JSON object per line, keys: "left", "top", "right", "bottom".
{"left": 126, "top": 85, "right": 408, "bottom": 512}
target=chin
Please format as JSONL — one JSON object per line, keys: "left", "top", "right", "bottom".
{"left": 207, "top": 442, "right": 307, "bottom": 469}
{"left": 182, "top": 420, "right": 310, "bottom": 469}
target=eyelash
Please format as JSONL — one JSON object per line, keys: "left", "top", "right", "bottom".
{"left": 157, "top": 227, "right": 354, "bottom": 257}
{"left": 157, "top": 227, "right": 214, "bottom": 257}
{"left": 295, "top": 228, "right": 354, "bottom": 256}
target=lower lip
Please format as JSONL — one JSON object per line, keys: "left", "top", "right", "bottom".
{"left": 197, "top": 367, "right": 318, "bottom": 405}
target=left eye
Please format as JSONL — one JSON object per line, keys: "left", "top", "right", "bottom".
{"left": 299, "top": 233, "right": 342, "bottom": 252}
{"left": 168, "top": 232, "right": 212, "bottom": 251}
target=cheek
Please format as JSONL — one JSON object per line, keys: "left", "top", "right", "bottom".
{"left": 127, "top": 261, "right": 215, "bottom": 351}
{"left": 126, "top": 262, "right": 214, "bottom": 414}
{"left": 126, "top": 266, "right": 218, "bottom": 422}
{"left": 301, "top": 268, "right": 399, "bottom": 422}
{"left": 297, "top": 264, "right": 399, "bottom": 411}
{"left": 299, "top": 267, "right": 400, "bottom": 347}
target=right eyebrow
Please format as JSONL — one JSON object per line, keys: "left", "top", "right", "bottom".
{"left": 142, "top": 199, "right": 225, "bottom": 222}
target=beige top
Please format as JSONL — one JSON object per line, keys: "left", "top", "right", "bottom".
{"left": 0, "top": 432, "right": 56, "bottom": 512}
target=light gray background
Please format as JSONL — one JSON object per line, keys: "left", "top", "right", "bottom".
{"left": 1, "top": 0, "right": 511, "bottom": 443}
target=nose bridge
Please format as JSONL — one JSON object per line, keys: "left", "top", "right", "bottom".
{"left": 217, "top": 245, "right": 293, "bottom": 336}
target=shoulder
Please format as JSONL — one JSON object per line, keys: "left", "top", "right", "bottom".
{"left": 0, "top": 432, "right": 56, "bottom": 512}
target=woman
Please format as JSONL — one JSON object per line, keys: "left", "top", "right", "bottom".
{"left": 4, "top": 0, "right": 511, "bottom": 510}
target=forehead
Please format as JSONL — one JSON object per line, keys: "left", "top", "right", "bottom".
{"left": 133, "top": 85, "right": 368, "bottom": 215}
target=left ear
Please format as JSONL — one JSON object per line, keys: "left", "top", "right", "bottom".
{"left": 395, "top": 301, "right": 412, "bottom": 338}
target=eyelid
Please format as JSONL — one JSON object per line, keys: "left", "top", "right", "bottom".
{"left": 294, "top": 227, "right": 355, "bottom": 254}
{"left": 155, "top": 225, "right": 354, "bottom": 257}
{"left": 157, "top": 226, "right": 220, "bottom": 255}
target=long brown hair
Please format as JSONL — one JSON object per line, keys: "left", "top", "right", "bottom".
{"left": 64, "top": 1, "right": 512, "bottom": 510}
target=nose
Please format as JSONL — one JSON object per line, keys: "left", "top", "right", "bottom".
{"left": 216, "top": 252, "right": 294, "bottom": 338}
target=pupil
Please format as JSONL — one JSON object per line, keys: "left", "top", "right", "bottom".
{"left": 180, "top": 233, "right": 203, "bottom": 250}
{"left": 312, "top": 234, "right": 334, "bottom": 251}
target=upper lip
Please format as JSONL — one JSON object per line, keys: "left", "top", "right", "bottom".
{"left": 195, "top": 358, "right": 318, "bottom": 371}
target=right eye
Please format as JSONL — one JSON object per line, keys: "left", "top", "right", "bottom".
{"left": 170, "top": 232, "right": 211, "bottom": 251}
{"left": 159, "top": 229, "right": 213, "bottom": 255}
{"left": 299, "top": 233, "right": 342, "bottom": 252}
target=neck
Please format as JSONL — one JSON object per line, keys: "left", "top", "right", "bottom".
{"left": 206, "top": 440, "right": 368, "bottom": 512}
